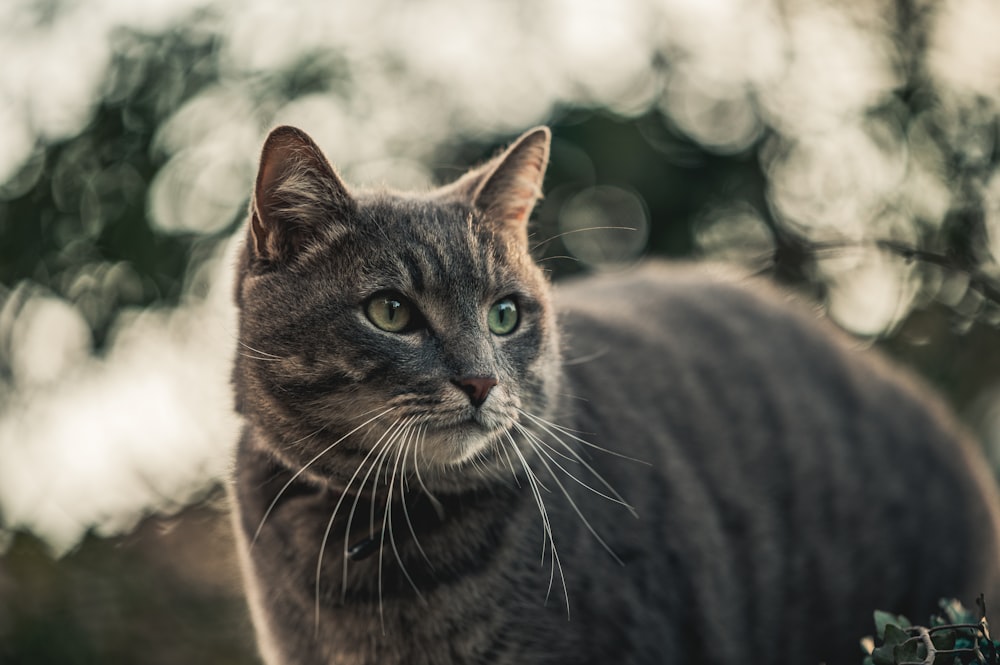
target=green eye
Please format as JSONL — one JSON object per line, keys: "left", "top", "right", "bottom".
{"left": 488, "top": 298, "right": 519, "bottom": 335}
{"left": 366, "top": 293, "right": 414, "bottom": 333}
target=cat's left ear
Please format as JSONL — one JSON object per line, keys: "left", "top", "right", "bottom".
{"left": 250, "top": 126, "right": 354, "bottom": 266}
{"left": 454, "top": 127, "right": 551, "bottom": 247}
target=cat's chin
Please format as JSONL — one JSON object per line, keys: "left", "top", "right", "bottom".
{"left": 419, "top": 420, "right": 507, "bottom": 469}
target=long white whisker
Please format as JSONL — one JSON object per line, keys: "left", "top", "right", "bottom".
{"left": 238, "top": 340, "right": 282, "bottom": 359}
{"left": 561, "top": 348, "right": 610, "bottom": 367}
{"left": 253, "top": 408, "right": 395, "bottom": 547}
{"left": 517, "top": 428, "right": 577, "bottom": 464}
{"left": 496, "top": 437, "right": 521, "bottom": 487}
{"left": 515, "top": 424, "right": 636, "bottom": 514}
{"left": 401, "top": 426, "right": 435, "bottom": 570}
{"left": 519, "top": 408, "right": 650, "bottom": 465}
{"left": 381, "top": 425, "right": 426, "bottom": 630}
{"left": 348, "top": 404, "right": 404, "bottom": 422}
{"left": 504, "top": 431, "right": 550, "bottom": 568}
{"left": 369, "top": 431, "right": 395, "bottom": 537}
{"left": 340, "top": 421, "right": 410, "bottom": 603}
{"left": 375, "top": 420, "right": 420, "bottom": 628}
{"left": 523, "top": 434, "right": 624, "bottom": 567}
{"left": 412, "top": 424, "right": 444, "bottom": 519}
{"left": 238, "top": 351, "right": 284, "bottom": 362}
{"left": 518, "top": 410, "right": 641, "bottom": 517}
{"left": 313, "top": 416, "right": 404, "bottom": 634}
{"left": 506, "top": 431, "right": 569, "bottom": 618}
{"left": 506, "top": 431, "right": 551, "bottom": 569}
{"left": 535, "top": 254, "right": 580, "bottom": 265}
{"left": 530, "top": 226, "right": 637, "bottom": 252}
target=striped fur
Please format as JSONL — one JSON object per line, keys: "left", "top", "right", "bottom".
{"left": 231, "top": 126, "right": 1000, "bottom": 665}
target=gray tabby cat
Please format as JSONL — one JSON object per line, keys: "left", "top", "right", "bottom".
{"left": 230, "top": 125, "right": 1000, "bottom": 665}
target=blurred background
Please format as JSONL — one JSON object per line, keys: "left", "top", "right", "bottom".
{"left": 2, "top": 0, "right": 1000, "bottom": 662}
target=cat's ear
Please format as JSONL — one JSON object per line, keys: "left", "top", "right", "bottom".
{"left": 249, "top": 125, "right": 354, "bottom": 265}
{"left": 450, "top": 127, "right": 551, "bottom": 246}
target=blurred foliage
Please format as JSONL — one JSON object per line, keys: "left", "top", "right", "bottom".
{"left": 3, "top": 13, "right": 1000, "bottom": 353}
{"left": 3, "top": 1, "right": 1000, "bottom": 663}
{"left": 0, "top": 500, "right": 255, "bottom": 665}
{"left": 0, "top": 25, "right": 223, "bottom": 349}
{"left": 862, "top": 597, "right": 999, "bottom": 665}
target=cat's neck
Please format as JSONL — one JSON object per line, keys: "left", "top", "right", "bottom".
{"left": 237, "top": 428, "right": 528, "bottom": 583}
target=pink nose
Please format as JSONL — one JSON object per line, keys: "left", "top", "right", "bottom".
{"left": 452, "top": 376, "right": 498, "bottom": 407}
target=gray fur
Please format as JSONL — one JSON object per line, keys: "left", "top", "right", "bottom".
{"left": 230, "top": 125, "right": 1000, "bottom": 665}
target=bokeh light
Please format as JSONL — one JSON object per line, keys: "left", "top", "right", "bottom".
{"left": 0, "top": 0, "right": 998, "bottom": 568}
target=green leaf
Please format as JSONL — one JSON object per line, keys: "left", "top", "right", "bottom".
{"left": 871, "top": 643, "right": 896, "bottom": 665}
{"left": 884, "top": 624, "right": 910, "bottom": 647}
{"left": 931, "top": 628, "right": 956, "bottom": 652}
{"left": 938, "top": 598, "right": 975, "bottom": 625}
{"left": 893, "top": 635, "right": 921, "bottom": 663}
{"left": 875, "top": 611, "right": 912, "bottom": 639}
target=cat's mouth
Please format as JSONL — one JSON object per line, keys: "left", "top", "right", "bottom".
{"left": 415, "top": 415, "right": 512, "bottom": 467}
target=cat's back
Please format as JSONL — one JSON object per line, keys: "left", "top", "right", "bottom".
{"left": 551, "top": 261, "right": 1000, "bottom": 665}
{"left": 555, "top": 260, "right": 953, "bottom": 429}
{"left": 553, "top": 261, "right": 874, "bottom": 427}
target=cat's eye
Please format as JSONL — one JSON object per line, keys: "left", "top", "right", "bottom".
{"left": 488, "top": 298, "right": 519, "bottom": 335}
{"left": 366, "top": 293, "right": 416, "bottom": 333}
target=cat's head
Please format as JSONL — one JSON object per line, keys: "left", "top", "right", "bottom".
{"left": 233, "top": 125, "right": 559, "bottom": 492}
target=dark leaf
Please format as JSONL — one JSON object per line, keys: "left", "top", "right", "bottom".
{"left": 876, "top": 611, "right": 912, "bottom": 640}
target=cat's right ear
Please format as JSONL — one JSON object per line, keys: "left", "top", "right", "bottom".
{"left": 443, "top": 127, "right": 551, "bottom": 248}
{"left": 249, "top": 126, "right": 354, "bottom": 266}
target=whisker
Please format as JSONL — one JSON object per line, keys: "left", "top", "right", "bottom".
{"left": 412, "top": 424, "right": 444, "bottom": 520}
{"left": 238, "top": 351, "right": 284, "bottom": 362}
{"left": 501, "top": 433, "right": 544, "bottom": 563}
{"left": 375, "top": 421, "right": 418, "bottom": 610}
{"left": 515, "top": 423, "right": 635, "bottom": 513}
{"left": 466, "top": 446, "right": 492, "bottom": 478}
{"left": 530, "top": 226, "right": 638, "bottom": 253}
{"left": 525, "top": 413, "right": 636, "bottom": 518}
{"left": 558, "top": 392, "right": 593, "bottom": 403}
{"left": 348, "top": 404, "right": 403, "bottom": 422}
{"left": 561, "top": 347, "right": 610, "bottom": 367}
{"left": 518, "top": 412, "right": 642, "bottom": 518}
{"left": 369, "top": 430, "right": 396, "bottom": 538}
{"left": 376, "top": 442, "right": 396, "bottom": 632}
{"left": 401, "top": 427, "right": 435, "bottom": 570}
{"left": 506, "top": 431, "right": 569, "bottom": 618}
{"left": 380, "top": 425, "right": 426, "bottom": 630}
{"left": 252, "top": 408, "right": 395, "bottom": 548}
{"left": 496, "top": 437, "right": 521, "bottom": 488}
{"left": 516, "top": 427, "right": 577, "bottom": 464}
{"left": 505, "top": 431, "right": 552, "bottom": 568}
{"left": 535, "top": 254, "right": 581, "bottom": 264}
{"left": 349, "top": 420, "right": 409, "bottom": 570}
{"left": 519, "top": 408, "right": 650, "bottom": 466}
{"left": 523, "top": 433, "right": 624, "bottom": 567}
{"left": 314, "top": 417, "right": 405, "bottom": 634}
{"left": 238, "top": 340, "right": 283, "bottom": 359}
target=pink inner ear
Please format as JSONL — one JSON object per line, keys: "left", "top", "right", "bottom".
{"left": 257, "top": 156, "right": 285, "bottom": 202}
{"left": 255, "top": 130, "right": 310, "bottom": 213}
{"left": 247, "top": 126, "right": 355, "bottom": 264}
{"left": 249, "top": 212, "right": 270, "bottom": 258}
{"left": 471, "top": 127, "right": 551, "bottom": 242}
{"left": 510, "top": 203, "right": 530, "bottom": 222}
{"left": 250, "top": 139, "right": 298, "bottom": 262}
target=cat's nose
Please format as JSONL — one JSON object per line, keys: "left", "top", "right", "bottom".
{"left": 452, "top": 376, "right": 498, "bottom": 408}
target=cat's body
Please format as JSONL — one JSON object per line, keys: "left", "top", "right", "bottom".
{"left": 231, "top": 126, "right": 1000, "bottom": 665}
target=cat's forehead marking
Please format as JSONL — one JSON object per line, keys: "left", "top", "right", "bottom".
{"left": 355, "top": 194, "right": 504, "bottom": 298}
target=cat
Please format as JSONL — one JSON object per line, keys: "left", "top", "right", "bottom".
{"left": 229, "top": 124, "right": 1000, "bottom": 665}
